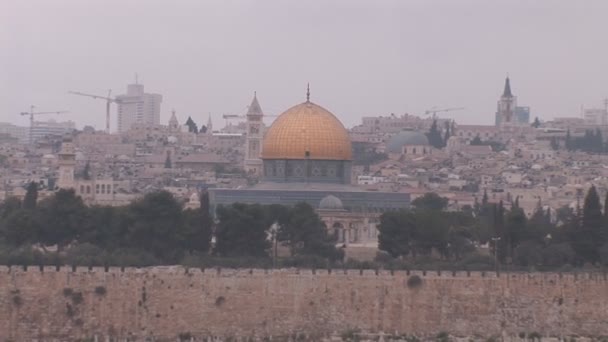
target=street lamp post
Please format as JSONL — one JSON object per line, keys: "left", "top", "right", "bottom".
{"left": 270, "top": 223, "right": 278, "bottom": 269}
{"left": 491, "top": 237, "right": 501, "bottom": 274}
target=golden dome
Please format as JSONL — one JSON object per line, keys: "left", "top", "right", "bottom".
{"left": 262, "top": 101, "right": 352, "bottom": 160}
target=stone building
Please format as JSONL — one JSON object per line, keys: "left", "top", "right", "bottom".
{"left": 210, "top": 89, "right": 410, "bottom": 258}
{"left": 210, "top": 90, "right": 409, "bottom": 212}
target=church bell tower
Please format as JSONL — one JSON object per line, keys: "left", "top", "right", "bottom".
{"left": 244, "top": 92, "right": 264, "bottom": 176}
{"left": 496, "top": 76, "right": 518, "bottom": 127}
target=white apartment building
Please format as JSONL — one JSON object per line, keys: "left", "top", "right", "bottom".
{"left": 0, "top": 123, "right": 28, "bottom": 144}
{"left": 30, "top": 119, "right": 76, "bottom": 143}
{"left": 583, "top": 108, "right": 608, "bottom": 125}
{"left": 116, "top": 83, "right": 162, "bottom": 133}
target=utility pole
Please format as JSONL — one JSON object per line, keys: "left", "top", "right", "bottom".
{"left": 491, "top": 237, "right": 501, "bottom": 274}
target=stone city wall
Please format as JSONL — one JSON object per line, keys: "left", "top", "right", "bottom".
{"left": 1, "top": 266, "right": 608, "bottom": 341}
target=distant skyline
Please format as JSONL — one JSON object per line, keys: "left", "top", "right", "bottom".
{"left": 2, "top": 0, "right": 608, "bottom": 130}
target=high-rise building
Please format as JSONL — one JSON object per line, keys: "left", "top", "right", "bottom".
{"left": 244, "top": 93, "right": 264, "bottom": 176}
{"left": 116, "top": 82, "right": 162, "bottom": 132}
{"left": 495, "top": 77, "right": 531, "bottom": 126}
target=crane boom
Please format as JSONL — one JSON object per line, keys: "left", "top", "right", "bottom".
{"left": 69, "top": 90, "right": 119, "bottom": 133}
{"left": 424, "top": 106, "right": 465, "bottom": 120}
{"left": 68, "top": 91, "right": 115, "bottom": 102}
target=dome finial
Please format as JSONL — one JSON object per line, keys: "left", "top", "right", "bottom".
{"left": 306, "top": 83, "right": 310, "bottom": 102}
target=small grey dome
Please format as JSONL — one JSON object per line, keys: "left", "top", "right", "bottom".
{"left": 319, "top": 195, "right": 343, "bottom": 210}
{"left": 386, "top": 130, "right": 429, "bottom": 153}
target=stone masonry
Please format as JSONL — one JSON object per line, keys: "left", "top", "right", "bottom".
{"left": 1, "top": 266, "right": 608, "bottom": 341}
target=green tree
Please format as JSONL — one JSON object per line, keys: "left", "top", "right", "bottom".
{"left": 2, "top": 208, "right": 40, "bottom": 246}
{"left": 125, "top": 191, "right": 184, "bottom": 261}
{"left": 550, "top": 137, "right": 560, "bottom": 150}
{"left": 80, "top": 205, "right": 129, "bottom": 251}
{"left": 36, "top": 189, "right": 87, "bottom": 251}
{"left": 426, "top": 120, "right": 444, "bottom": 149}
{"left": 526, "top": 201, "right": 551, "bottom": 243}
{"left": 378, "top": 209, "right": 415, "bottom": 258}
{"left": 23, "top": 181, "right": 38, "bottom": 210}
{"left": 470, "top": 134, "right": 483, "bottom": 145}
{"left": 0, "top": 197, "right": 22, "bottom": 219}
{"left": 215, "top": 203, "right": 269, "bottom": 257}
{"left": 164, "top": 153, "right": 172, "bottom": 169}
{"left": 178, "top": 192, "right": 213, "bottom": 254}
{"left": 504, "top": 205, "right": 527, "bottom": 260}
{"left": 565, "top": 128, "right": 572, "bottom": 151}
{"left": 412, "top": 209, "right": 449, "bottom": 258}
{"left": 185, "top": 116, "right": 198, "bottom": 133}
{"left": 83, "top": 160, "right": 91, "bottom": 180}
{"left": 573, "top": 185, "right": 605, "bottom": 263}
{"left": 443, "top": 121, "right": 451, "bottom": 147}
{"left": 531, "top": 117, "right": 541, "bottom": 128}
{"left": 411, "top": 192, "right": 448, "bottom": 211}
{"left": 279, "top": 202, "right": 342, "bottom": 261}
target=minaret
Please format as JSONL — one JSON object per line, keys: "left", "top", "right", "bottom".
{"left": 57, "top": 139, "right": 76, "bottom": 190}
{"left": 206, "top": 113, "right": 213, "bottom": 134}
{"left": 244, "top": 92, "right": 264, "bottom": 176}
{"left": 496, "top": 76, "right": 518, "bottom": 127}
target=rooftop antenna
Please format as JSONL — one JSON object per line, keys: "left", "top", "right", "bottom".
{"left": 306, "top": 83, "right": 310, "bottom": 102}
{"left": 135, "top": 73, "right": 139, "bottom": 85}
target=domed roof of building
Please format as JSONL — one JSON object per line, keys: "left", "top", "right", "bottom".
{"left": 262, "top": 101, "right": 352, "bottom": 160}
{"left": 319, "top": 195, "right": 344, "bottom": 210}
{"left": 386, "top": 129, "right": 429, "bottom": 153}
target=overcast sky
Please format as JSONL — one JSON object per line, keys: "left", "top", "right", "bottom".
{"left": 2, "top": 0, "right": 608, "bottom": 130}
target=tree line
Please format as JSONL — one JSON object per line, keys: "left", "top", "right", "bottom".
{"left": 0, "top": 183, "right": 342, "bottom": 267}
{"left": 562, "top": 128, "right": 607, "bottom": 153}
{"left": 378, "top": 188, "right": 608, "bottom": 270}
{"left": 4, "top": 183, "right": 608, "bottom": 270}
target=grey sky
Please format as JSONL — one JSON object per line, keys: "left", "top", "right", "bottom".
{"left": 2, "top": 0, "right": 608, "bottom": 130}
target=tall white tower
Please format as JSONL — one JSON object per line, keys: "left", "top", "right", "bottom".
{"left": 496, "top": 77, "right": 518, "bottom": 127}
{"left": 244, "top": 92, "right": 264, "bottom": 176}
{"left": 57, "top": 140, "right": 76, "bottom": 189}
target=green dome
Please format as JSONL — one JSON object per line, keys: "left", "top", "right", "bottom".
{"left": 386, "top": 130, "right": 429, "bottom": 153}
{"left": 319, "top": 195, "right": 344, "bottom": 210}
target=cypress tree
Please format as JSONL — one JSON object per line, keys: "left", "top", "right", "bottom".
{"left": 482, "top": 189, "right": 489, "bottom": 207}
{"left": 23, "top": 181, "right": 38, "bottom": 210}
{"left": 443, "top": 121, "right": 451, "bottom": 147}
{"left": 604, "top": 190, "right": 608, "bottom": 222}
{"left": 426, "top": 120, "right": 444, "bottom": 149}
{"left": 164, "top": 153, "right": 172, "bottom": 169}
{"left": 575, "top": 185, "right": 604, "bottom": 263}
{"left": 565, "top": 128, "right": 572, "bottom": 151}
{"left": 83, "top": 160, "right": 91, "bottom": 180}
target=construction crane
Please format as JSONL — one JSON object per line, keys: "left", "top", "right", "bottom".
{"left": 222, "top": 113, "right": 278, "bottom": 126}
{"left": 20, "top": 105, "right": 69, "bottom": 145}
{"left": 424, "top": 107, "right": 465, "bottom": 120}
{"left": 69, "top": 90, "right": 140, "bottom": 133}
